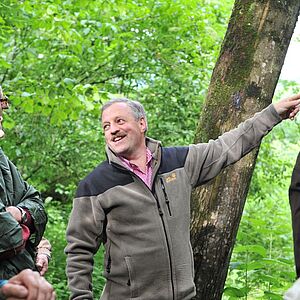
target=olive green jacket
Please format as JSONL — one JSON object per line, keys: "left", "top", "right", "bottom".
{"left": 0, "top": 149, "right": 47, "bottom": 279}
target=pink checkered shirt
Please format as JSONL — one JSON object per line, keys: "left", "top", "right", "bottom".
{"left": 120, "top": 148, "right": 153, "bottom": 188}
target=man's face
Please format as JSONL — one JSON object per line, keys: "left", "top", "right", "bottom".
{"left": 101, "top": 102, "right": 147, "bottom": 159}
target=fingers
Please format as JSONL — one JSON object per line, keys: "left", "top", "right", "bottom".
{"left": 25, "top": 272, "right": 54, "bottom": 300}
{"left": 274, "top": 93, "right": 300, "bottom": 119}
{"left": 38, "top": 265, "right": 47, "bottom": 276}
{"left": 32, "top": 276, "right": 55, "bottom": 300}
{"left": 36, "top": 254, "right": 49, "bottom": 276}
{"left": 37, "top": 266, "right": 46, "bottom": 276}
{"left": 2, "top": 282, "right": 28, "bottom": 298}
{"left": 289, "top": 106, "right": 300, "bottom": 120}
{"left": 12, "top": 270, "right": 39, "bottom": 300}
{"left": 8, "top": 269, "right": 55, "bottom": 300}
{"left": 286, "top": 99, "right": 300, "bottom": 109}
{"left": 286, "top": 93, "right": 300, "bottom": 101}
{"left": 7, "top": 296, "right": 26, "bottom": 300}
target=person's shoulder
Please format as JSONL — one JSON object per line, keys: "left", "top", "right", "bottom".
{"left": 161, "top": 146, "right": 189, "bottom": 160}
{"left": 76, "top": 160, "right": 133, "bottom": 198}
{"left": 80, "top": 160, "right": 110, "bottom": 186}
{"left": 159, "top": 146, "right": 189, "bottom": 173}
{"left": 0, "top": 148, "right": 8, "bottom": 162}
{"left": 0, "top": 149, "right": 17, "bottom": 173}
{"left": 76, "top": 161, "right": 109, "bottom": 198}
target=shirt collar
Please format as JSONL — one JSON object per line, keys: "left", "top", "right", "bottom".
{"left": 120, "top": 147, "right": 153, "bottom": 170}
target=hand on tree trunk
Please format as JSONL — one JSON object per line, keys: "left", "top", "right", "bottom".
{"left": 274, "top": 93, "right": 300, "bottom": 120}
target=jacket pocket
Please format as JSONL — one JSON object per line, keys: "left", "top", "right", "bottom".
{"left": 104, "top": 240, "right": 112, "bottom": 275}
{"left": 124, "top": 256, "right": 139, "bottom": 298}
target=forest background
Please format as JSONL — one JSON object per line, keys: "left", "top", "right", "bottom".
{"left": 0, "top": 0, "right": 300, "bottom": 299}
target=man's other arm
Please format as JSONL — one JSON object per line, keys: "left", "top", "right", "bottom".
{"left": 65, "top": 181, "right": 105, "bottom": 300}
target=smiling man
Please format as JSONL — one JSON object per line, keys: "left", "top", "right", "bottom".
{"left": 66, "top": 94, "right": 300, "bottom": 300}
{"left": 102, "top": 101, "right": 147, "bottom": 166}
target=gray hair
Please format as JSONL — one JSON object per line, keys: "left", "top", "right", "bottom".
{"left": 100, "top": 98, "right": 148, "bottom": 130}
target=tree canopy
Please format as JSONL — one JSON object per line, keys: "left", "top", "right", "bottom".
{"left": 0, "top": 0, "right": 232, "bottom": 199}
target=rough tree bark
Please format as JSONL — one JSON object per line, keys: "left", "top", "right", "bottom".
{"left": 190, "top": 1, "right": 300, "bottom": 299}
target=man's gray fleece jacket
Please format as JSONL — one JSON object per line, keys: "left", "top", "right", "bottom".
{"left": 65, "top": 104, "right": 281, "bottom": 300}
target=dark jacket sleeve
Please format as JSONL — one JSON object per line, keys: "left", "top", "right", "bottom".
{"left": 4, "top": 157, "right": 47, "bottom": 247}
{"left": 289, "top": 152, "right": 300, "bottom": 278}
{"left": 0, "top": 211, "right": 23, "bottom": 254}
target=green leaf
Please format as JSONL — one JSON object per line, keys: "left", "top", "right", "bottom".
{"left": 223, "top": 287, "right": 247, "bottom": 297}
{"left": 63, "top": 78, "right": 76, "bottom": 87}
{"left": 263, "top": 291, "right": 282, "bottom": 300}
{"left": 21, "top": 92, "right": 33, "bottom": 97}
{"left": 234, "top": 244, "right": 267, "bottom": 257}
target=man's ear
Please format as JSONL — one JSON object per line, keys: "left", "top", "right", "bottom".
{"left": 139, "top": 117, "right": 147, "bottom": 133}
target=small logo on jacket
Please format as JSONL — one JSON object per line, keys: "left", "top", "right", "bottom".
{"left": 166, "top": 172, "right": 176, "bottom": 183}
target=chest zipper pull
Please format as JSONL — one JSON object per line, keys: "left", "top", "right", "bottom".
{"left": 153, "top": 191, "right": 164, "bottom": 216}
{"left": 160, "top": 178, "right": 172, "bottom": 216}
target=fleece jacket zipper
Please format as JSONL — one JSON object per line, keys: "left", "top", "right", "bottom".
{"left": 160, "top": 177, "right": 172, "bottom": 216}
{"left": 111, "top": 162, "right": 176, "bottom": 299}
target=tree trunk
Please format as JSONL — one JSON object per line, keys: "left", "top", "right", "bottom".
{"left": 190, "top": 1, "right": 300, "bottom": 299}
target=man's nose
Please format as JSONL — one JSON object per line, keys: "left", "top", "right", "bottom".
{"left": 110, "top": 123, "right": 119, "bottom": 134}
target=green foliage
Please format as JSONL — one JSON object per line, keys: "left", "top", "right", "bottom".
{"left": 1, "top": 0, "right": 231, "bottom": 124}
{"left": 0, "top": 0, "right": 233, "bottom": 296}
{"left": 2, "top": 110, "right": 104, "bottom": 200}
{"left": 0, "top": 0, "right": 233, "bottom": 200}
